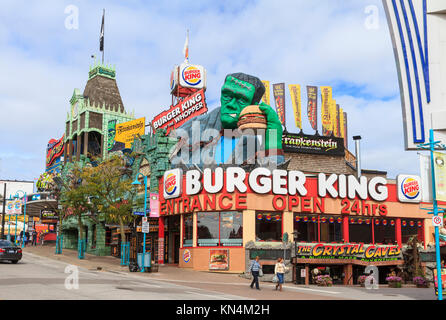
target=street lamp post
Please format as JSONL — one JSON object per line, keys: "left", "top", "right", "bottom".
{"left": 13, "top": 190, "right": 27, "bottom": 248}
{"left": 132, "top": 172, "right": 148, "bottom": 273}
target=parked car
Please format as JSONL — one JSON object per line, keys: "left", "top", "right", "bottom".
{"left": 0, "top": 240, "right": 22, "bottom": 264}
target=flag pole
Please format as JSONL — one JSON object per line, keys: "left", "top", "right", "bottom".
{"left": 100, "top": 9, "right": 105, "bottom": 65}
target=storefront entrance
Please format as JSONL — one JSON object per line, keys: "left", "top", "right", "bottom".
{"left": 308, "top": 265, "right": 345, "bottom": 285}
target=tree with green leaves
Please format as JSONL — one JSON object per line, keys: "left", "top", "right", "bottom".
{"left": 59, "top": 162, "right": 94, "bottom": 252}
{"left": 82, "top": 155, "right": 141, "bottom": 245}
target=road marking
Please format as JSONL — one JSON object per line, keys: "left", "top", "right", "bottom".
{"left": 185, "top": 291, "right": 231, "bottom": 300}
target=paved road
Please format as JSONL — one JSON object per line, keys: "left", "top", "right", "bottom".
{"left": 0, "top": 252, "right": 438, "bottom": 300}
{"left": 0, "top": 253, "right": 247, "bottom": 300}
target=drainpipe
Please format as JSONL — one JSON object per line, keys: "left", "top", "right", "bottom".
{"left": 353, "top": 136, "right": 362, "bottom": 178}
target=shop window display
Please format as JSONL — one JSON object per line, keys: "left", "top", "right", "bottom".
{"left": 349, "top": 217, "right": 373, "bottom": 243}
{"left": 197, "top": 211, "right": 243, "bottom": 247}
{"left": 256, "top": 212, "right": 282, "bottom": 242}
{"left": 183, "top": 214, "right": 193, "bottom": 247}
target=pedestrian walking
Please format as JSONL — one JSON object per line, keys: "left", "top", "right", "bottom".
{"left": 274, "top": 257, "right": 288, "bottom": 291}
{"left": 249, "top": 256, "right": 262, "bottom": 290}
{"left": 32, "top": 231, "right": 37, "bottom": 246}
{"left": 25, "top": 231, "right": 30, "bottom": 247}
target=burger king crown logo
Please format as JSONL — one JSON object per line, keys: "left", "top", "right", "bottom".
{"left": 165, "top": 173, "right": 178, "bottom": 196}
{"left": 401, "top": 177, "right": 420, "bottom": 199}
{"left": 182, "top": 65, "right": 202, "bottom": 86}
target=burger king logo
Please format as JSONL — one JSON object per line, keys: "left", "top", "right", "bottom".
{"left": 163, "top": 169, "right": 182, "bottom": 199}
{"left": 182, "top": 65, "right": 202, "bottom": 86}
{"left": 165, "top": 173, "right": 177, "bottom": 196}
{"left": 183, "top": 249, "right": 191, "bottom": 263}
{"left": 401, "top": 177, "right": 420, "bottom": 199}
{"left": 397, "top": 175, "right": 421, "bottom": 202}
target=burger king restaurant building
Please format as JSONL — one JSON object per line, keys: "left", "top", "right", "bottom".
{"left": 158, "top": 167, "right": 436, "bottom": 285}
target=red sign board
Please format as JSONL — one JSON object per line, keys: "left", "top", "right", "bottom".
{"left": 152, "top": 89, "right": 207, "bottom": 134}
{"left": 46, "top": 135, "right": 65, "bottom": 168}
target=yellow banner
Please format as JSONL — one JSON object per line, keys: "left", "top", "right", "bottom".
{"left": 340, "top": 108, "right": 345, "bottom": 140}
{"left": 288, "top": 84, "right": 302, "bottom": 129}
{"left": 115, "top": 117, "right": 145, "bottom": 149}
{"left": 261, "top": 80, "right": 271, "bottom": 106}
{"left": 330, "top": 98, "right": 337, "bottom": 136}
{"left": 320, "top": 86, "right": 332, "bottom": 136}
{"left": 434, "top": 152, "right": 446, "bottom": 201}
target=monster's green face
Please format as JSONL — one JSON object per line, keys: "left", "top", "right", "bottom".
{"left": 220, "top": 76, "right": 256, "bottom": 129}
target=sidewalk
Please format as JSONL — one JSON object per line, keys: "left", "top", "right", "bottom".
{"left": 21, "top": 244, "right": 345, "bottom": 300}
{"left": 22, "top": 244, "right": 250, "bottom": 284}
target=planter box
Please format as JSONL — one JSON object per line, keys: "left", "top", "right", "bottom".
{"left": 388, "top": 282, "right": 402, "bottom": 288}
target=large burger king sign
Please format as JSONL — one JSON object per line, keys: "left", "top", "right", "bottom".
{"left": 397, "top": 175, "right": 421, "bottom": 203}
{"left": 179, "top": 64, "right": 206, "bottom": 89}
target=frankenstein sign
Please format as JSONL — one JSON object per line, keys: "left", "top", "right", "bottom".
{"left": 282, "top": 132, "right": 345, "bottom": 156}
{"left": 295, "top": 243, "right": 402, "bottom": 263}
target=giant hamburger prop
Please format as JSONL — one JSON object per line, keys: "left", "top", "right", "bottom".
{"left": 237, "top": 105, "right": 267, "bottom": 130}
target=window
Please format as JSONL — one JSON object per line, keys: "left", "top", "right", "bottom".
{"left": 197, "top": 212, "right": 219, "bottom": 246}
{"left": 349, "top": 217, "right": 373, "bottom": 243}
{"left": 320, "top": 216, "right": 342, "bottom": 242}
{"left": 220, "top": 212, "right": 243, "bottom": 246}
{"left": 401, "top": 219, "right": 423, "bottom": 244}
{"left": 294, "top": 215, "right": 342, "bottom": 242}
{"left": 294, "top": 214, "right": 318, "bottom": 242}
{"left": 197, "top": 211, "right": 243, "bottom": 247}
{"left": 374, "top": 218, "right": 396, "bottom": 244}
{"left": 183, "top": 214, "right": 193, "bottom": 247}
{"left": 256, "top": 212, "right": 282, "bottom": 242}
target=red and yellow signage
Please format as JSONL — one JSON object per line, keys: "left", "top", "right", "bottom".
{"left": 288, "top": 84, "right": 302, "bottom": 130}
{"left": 152, "top": 89, "right": 207, "bottom": 134}
{"left": 46, "top": 135, "right": 65, "bottom": 168}
{"left": 261, "top": 80, "right": 271, "bottom": 106}
{"left": 115, "top": 118, "right": 145, "bottom": 149}
{"left": 296, "top": 243, "right": 402, "bottom": 261}
{"left": 320, "top": 86, "right": 333, "bottom": 136}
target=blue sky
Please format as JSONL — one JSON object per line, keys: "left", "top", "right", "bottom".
{"left": 0, "top": 0, "right": 421, "bottom": 181}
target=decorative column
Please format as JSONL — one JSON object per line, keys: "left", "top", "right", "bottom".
{"left": 344, "top": 264, "right": 353, "bottom": 285}
{"left": 180, "top": 214, "right": 184, "bottom": 248}
{"left": 396, "top": 218, "right": 402, "bottom": 247}
{"left": 342, "top": 215, "right": 349, "bottom": 243}
{"left": 76, "top": 135, "right": 81, "bottom": 162}
{"left": 158, "top": 216, "right": 165, "bottom": 265}
{"left": 305, "top": 265, "right": 309, "bottom": 285}
{"left": 193, "top": 212, "right": 198, "bottom": 247}
{"left": 83, "top": 131, "right": 89, "bottom": 157}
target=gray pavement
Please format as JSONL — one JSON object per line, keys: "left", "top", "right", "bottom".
{"left": 0, "top": 246, "right": 438, "bottom": 300}
{"left": 0, "top": 253, "right": 247, "bottom": 300}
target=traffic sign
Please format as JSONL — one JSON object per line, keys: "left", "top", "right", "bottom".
{"left": 433, "top": 216, "right": 443, "bottom": 227}
{"left": 142, "top": 222, "right": 150, "bottom": 233}
{"left": 133, "top": 211, "right": 145, "bottom": 216}
{"left": 142, "top": 217, "right": 148, "bottom": 223}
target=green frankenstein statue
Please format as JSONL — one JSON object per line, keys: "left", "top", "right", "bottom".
{"left": 171, "top": 73, "right": 284, "bottom": 167}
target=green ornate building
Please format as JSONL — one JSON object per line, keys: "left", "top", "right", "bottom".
{"left": 63, "top": 62, "right": 135, "bottom": 163}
